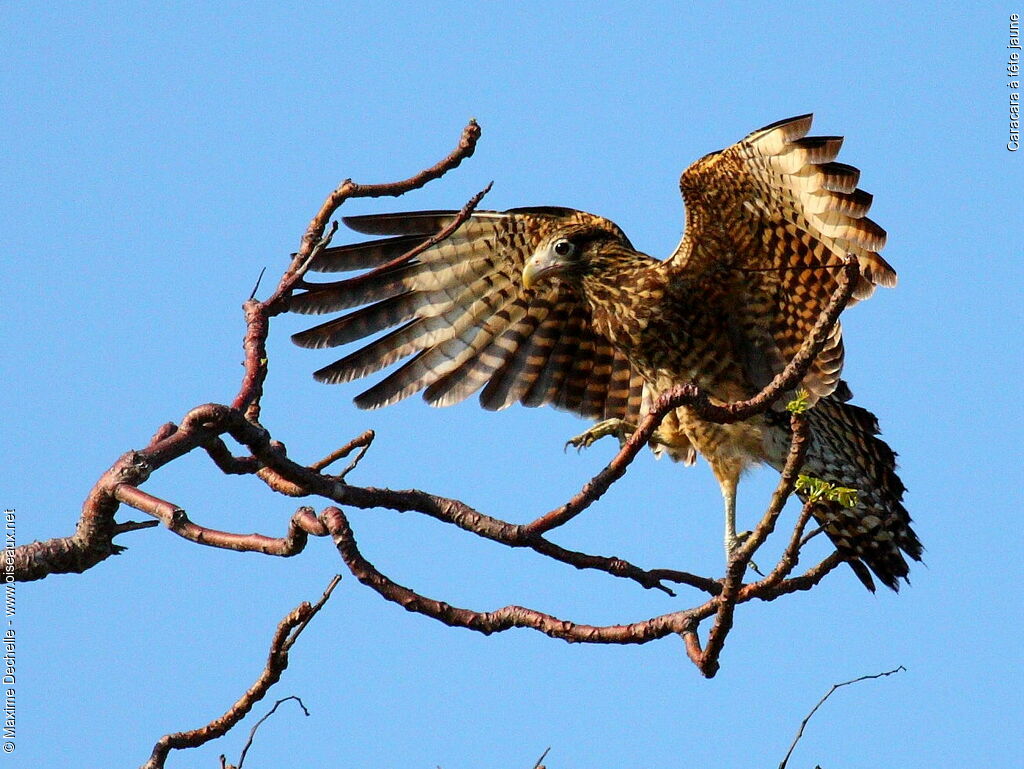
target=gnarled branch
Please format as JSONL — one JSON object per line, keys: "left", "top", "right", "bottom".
{"left": 141, "top": 576, "right": 340, "bottom": 769}
{"left": 16, "top": 119, "right": 855, "bottom": 713}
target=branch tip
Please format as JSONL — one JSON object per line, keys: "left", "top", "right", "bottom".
{"left": 778, "top": 666, "right": 906, "bottom": 769}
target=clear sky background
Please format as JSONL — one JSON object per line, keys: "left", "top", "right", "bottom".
{"left": 4, "top": 3, "right": 1021, "bottom": 767}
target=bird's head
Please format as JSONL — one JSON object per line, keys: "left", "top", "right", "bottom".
{"left": 522, "top": 226, "right": 634, "bottom": 291}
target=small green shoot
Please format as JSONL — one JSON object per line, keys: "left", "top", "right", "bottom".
{"left": 786, "top": 388, "right": 811, "bottom": 414}
{"left": 795, "top": 475, "right": 859, "bottom": 507}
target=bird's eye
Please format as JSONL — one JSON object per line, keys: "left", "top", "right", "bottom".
{"left": 552, "top": 239, "right": 576, "bottom": 257}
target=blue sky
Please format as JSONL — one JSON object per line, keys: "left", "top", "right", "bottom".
{"left": 4, "top": 3, "right": 1021, "bottom": 766}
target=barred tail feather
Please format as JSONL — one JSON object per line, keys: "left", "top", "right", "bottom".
{"left": 770, "top": 391, "right": 922, "bottom": 591}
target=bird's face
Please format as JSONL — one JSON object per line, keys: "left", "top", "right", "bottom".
{"left": 522, "top": 232, "right": 588, "bottom": 289}
{"left": 522, "top": 225, "right": 633, "bottom": 290}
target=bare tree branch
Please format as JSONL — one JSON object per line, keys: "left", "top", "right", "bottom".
{"left": 778, "top": 666, "right": 907, "bottom": 769}
{"left": 326, "top": 501, "right": 717, "bottom": 644}
{"left": 140, "top": 576, "right": 340, "bottom": 769}
{"left": 230, "top": 696, "right": 310, "bottom": 769}
{"left": 234, "top": 118, "right": 483, "bottom": 421}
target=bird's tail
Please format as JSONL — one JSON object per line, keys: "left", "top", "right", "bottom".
{"left": 771, "top": 388, "right": 923, "bottom": 591}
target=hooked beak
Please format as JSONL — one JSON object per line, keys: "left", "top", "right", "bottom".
{"left": 522, "top": 250, "right": 565, "bottom": 290}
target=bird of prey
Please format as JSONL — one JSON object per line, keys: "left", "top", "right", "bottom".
{"left": 290, "top": 114, "right": 922, "bottom": 591}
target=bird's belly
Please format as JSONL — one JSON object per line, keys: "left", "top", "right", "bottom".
{"left": 642, "top": 369, "right": 767, "bottom": 471}
{"left": 674, "top": 409, "right": 767, "bottom": 474}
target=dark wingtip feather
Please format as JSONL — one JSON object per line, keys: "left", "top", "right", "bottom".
{"left": 756, "top": 113, "right": 814, "bottom": 132}
{"left": 309, "top": 234, "right": 428, "bottom": 273}
{"left": 290, "top": 293, "right": 416, "bottom": 349}
{"left": 292, "top": 321, "right": 335, "bottom": 349}
{"left": 342, "top": 211, "right": 460, "bottom": 236}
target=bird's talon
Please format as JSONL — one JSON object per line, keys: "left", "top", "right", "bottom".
{"left": 565, "top": 419, "right": 629, "bottom": 454}
{"left": 726, "top": 530, "right": 753, "bottom": 554}
{"left": 725, "top": 530, "right": 766, "bottom": 576}
{"left": 564, "top": 436, "right": 589, "bottom": 452}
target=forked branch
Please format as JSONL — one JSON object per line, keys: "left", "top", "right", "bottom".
{"left": 140, "top": 576, "right": 340, "bottom": 769}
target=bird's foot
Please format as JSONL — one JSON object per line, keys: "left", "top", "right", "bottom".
{"left": 565, "top": 418, "right": 635, "bottom": 452}
{"left": 725, "top": 530, "right": 765, "bottom": 576}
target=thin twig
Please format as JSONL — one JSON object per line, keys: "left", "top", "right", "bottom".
{"left": 304, "top": 182, "right": 492, "bottom": 290}
{"left": 270, "top": 119, "right": 482, "bottom": 310}
{"left": 141, "top": 576, "right": 341, "bottom": 769}
{"left": 731, "top": 413, "right": 810, "bottom": 574}
{"left": 800, "top": 524, "right": 825, "bottom": 547}
{"left": 778, "top": 666, "right": 907, "bottom": 769}
{"left": 112, "top": 519, "right": 161, "bottom": 535}
{"left": 754, "top": 552, "right": 844, "bottom": 601}
{"left": 295, "top": 220, "right": 340, "bottom": 278}
{"left": 740, "top": 501, "right": 817, "bottom": 596}
{"left": 233, "top": 119, "right": 482, "bottom": 418}
{"left": 248, "top": 266, "right": 268, "bottom": 301}
{"left": 233, "top": 696, "right": 310, "bottom": 769}
{"left": 310, "top": 429, "right": 376, "bottom": 472}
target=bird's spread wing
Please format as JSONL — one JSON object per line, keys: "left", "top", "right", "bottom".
{"left": 670, "top": 114, "right": 895, "bottom": 401}
{"left": 291, "top": 209, "right": 651, "bottom": 425}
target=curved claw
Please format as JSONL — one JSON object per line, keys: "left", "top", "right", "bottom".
{"left": 565, "top": 418, "right": 634, "bottom": 455}
{"left": 565, "top": 433, "right": 598, "bottom": 453}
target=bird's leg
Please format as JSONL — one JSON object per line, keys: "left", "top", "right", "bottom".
{"left": 721, "top": 477, "right": 743, "bottom": 556}
{"left": 565, "top": 418, "right": 638, "bottom": 451}
{"left": 719, "top": 471, "right": 763, "bottom": 575}
{"left": 566, "top": 418, "right": 678, "bottom": 453}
